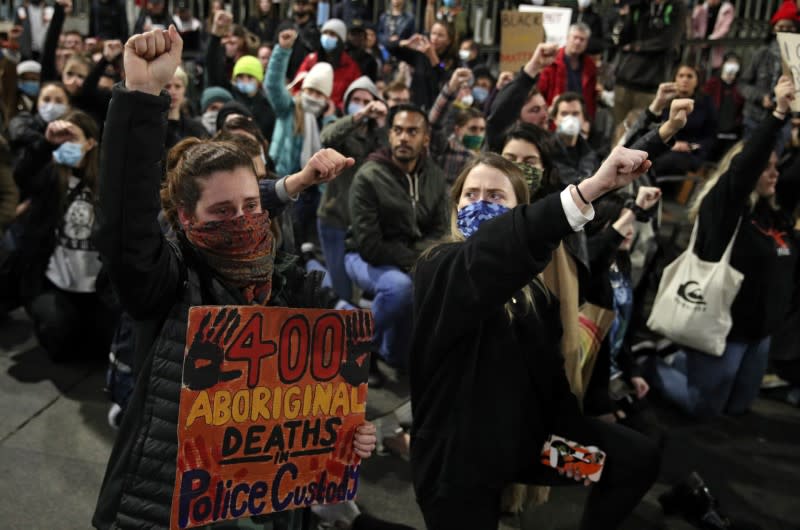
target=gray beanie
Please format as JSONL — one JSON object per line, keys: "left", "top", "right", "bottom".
{"left": 343, "top": 76, "right": 381, "bottom": 108}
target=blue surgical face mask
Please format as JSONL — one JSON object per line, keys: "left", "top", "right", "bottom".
{"left": 320, "top": 34, "right": 339, "bottom": 52}
{"left": 52, "top": 142, "right": 84, "bottom": 168}
{"left": 472, "top": 86, "right": 489, "bottom": 104}
{"left": 18, "top": 80, "right": 40, "bottom": 97}
{"left": 38, "top": 102, "right": 68, "bottom": 123}
{"left": 235, "top": 79, "right": 258, "bottom": 95}
{"left": 443, "top": 0, "right": 456, "bottom": 7}
{"left": 347, "top": 101, "right": 364, "bottom": 116}
{"left": 456, "top": 200, "right": 510, "bottom": 238}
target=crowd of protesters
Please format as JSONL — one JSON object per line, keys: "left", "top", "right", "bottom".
{"left": 0, "top": 0, "right": 799, "bottom": 529}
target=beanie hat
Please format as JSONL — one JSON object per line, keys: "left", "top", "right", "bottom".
{"left": 771, "top": 0, "right": 799, "bottom": 25}
{"left": 344, "top": 75, "right": 380, "bottom": 107}
{"left": 16, "top": 60, "right": 41, "bottom": 76}
{"left": 232, "top": 55, "right": 264, "bottom": 83}
{"left": 201, "top": 86, "right": 234, "bottom": 111}
{"left": 321, "top": 18, "right": 347, "bottom": 42}
{"left": 216, "top": 100, "right": 254, "bottom": 132}
{"left": 301, "top": 62, "right": 334, "bottom": 98}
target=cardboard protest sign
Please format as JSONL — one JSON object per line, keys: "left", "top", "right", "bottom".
{"left": 500, "top": 10, "right": 545, "bottom": 73}
{"left": 171, "top": 306, "right": 373, "bottom": 530}
{"left": 778, "top": 32, "right": 800, "bottom": 112}
{"left": 518, "top": 5, "right": 573, "bottom": 47}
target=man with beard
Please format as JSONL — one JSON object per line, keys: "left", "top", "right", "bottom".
{"left": 345, "top": 104, "right": 448, "bottom": 369}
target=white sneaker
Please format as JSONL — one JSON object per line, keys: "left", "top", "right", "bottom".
{"left": 311, "top": 500, "right": 360, "bottom": 529}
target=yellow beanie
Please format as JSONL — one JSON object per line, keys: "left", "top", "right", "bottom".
{"left": 232, "top": 55, "right": 264, "bottom": 83}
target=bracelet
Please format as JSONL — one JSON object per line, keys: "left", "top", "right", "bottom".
{"left": 574, "top": 184, "right": 590, "bottom": 205}
{"left": 774, "top": 109, "right": 787, "bottom": 118}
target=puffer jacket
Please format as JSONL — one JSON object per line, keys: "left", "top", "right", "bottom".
{"left": 738, "top": 41, "right": 783, "bottom": 125}
{"left": 345, "top": 148, "right": 449, "bottom": 271}
{"left": 92, "top": 86, "right": 337, "bottom": 530}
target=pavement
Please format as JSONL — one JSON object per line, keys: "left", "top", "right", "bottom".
{"left": 1, "top": 306, "right": 800, "bottom": 530}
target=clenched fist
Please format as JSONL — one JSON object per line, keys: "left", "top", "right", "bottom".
{"left": 124, "top": 26, "right": 184, "bottom": 97}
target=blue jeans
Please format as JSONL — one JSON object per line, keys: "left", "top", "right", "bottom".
{"left": 317, "top": 219, "right": 352, "bottom": 301}
{"left": 646, "top": 337, "right": 771, "bottom": 418}
{"left": 344, "top": 252, "right": 413, "bottom": 368}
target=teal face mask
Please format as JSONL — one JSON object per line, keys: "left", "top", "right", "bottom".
{"left": 461, "top": 134, "right": 484, "bottom": 151}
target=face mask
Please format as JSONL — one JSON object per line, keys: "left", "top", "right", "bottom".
{"left": 52, "top": 142, "right": 84, "bottom": 168}
{"left": 472, "top": 86, "right": 489, "bottom": 103}
{"left": 18, "top": 80, "right": 40, "bottom": 97}
{"left": 347, "top": 101, "right": 364, "bottom": 116}
{"left": 457, "top": 200, "right": 510, "bottom": 238}
{"left": 235, "top": 79, "right": 258, "bottom": 96}
{"left": 461, "top": 134, "right": 483, "bottom": 151}
{"left": 38, "top": 102, "right": 67, "bottom": 122}
{"left": 557, "top": 115, "right": 582, "bottom": 137}
{"left": 458, "top": 49, "right": 471, "bottom": 61}
{"left": 514, "top": 162, "right": 544, "bottom": 195}
{"left": 301, "top": 92, "right": 327, "bottom": 115}
{"left": 201, "top": 110, "right": 219, "bottom": 134}
{"left": 320, "top": 34, "right": 339, "bottom": 52}
{"left": 721, "top": 62, "right": 740, "bottom": 82}
{"left": 460, "top": 94, "right": 474, "bottom": 107}
{"left": 577, "top": 0, "right": 592, "bottom": 8}
{"left": 443, "top": 0, "right": 455, "bottom": 7}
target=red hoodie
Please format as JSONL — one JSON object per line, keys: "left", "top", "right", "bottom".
{"left": 537, "top": 47, "right": 598, "bottom": 119}
{"left": 295, "top": 50, "right": 362, "bottom": 110}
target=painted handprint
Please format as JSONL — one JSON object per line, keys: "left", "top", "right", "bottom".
{"left": 339, "top": 310, "right": 374, "bottom": 387}
{"left": 183, "top": 308, "right": 243, "bottom": 390}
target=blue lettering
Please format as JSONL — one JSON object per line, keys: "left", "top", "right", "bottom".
{"left": 178, "top": 469, "right": 210, "bottom": 528}
{"left": 248, "top": 481, "right": 268, "bottom": 515}
{"left": 230, "top": 483, "right": 250, "bottom": 518}
{"left": 271, "top": 463, "right": 299, "bottom": 511}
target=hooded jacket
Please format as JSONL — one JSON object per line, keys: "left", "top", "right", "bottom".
{"left": 538, "top": 47, "right": 598, "bottom": 119}
{"left": 346, "top": 148, "right": 448, "bottom": 271}
{"left": 296, "top": 49, "right": 362, "bottom": 110}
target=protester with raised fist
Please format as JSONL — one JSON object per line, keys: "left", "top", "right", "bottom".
{"left": 91, "top": 27, "right": 376, "bottom": 529}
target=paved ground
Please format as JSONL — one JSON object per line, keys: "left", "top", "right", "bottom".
{"left": 1, "top": 307, "right": 799, "bottom": 530}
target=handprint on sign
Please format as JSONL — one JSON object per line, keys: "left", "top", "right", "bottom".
{"left": 339, "top": 311, "right": 375, "bottom": 387}
{"left": 183, "top": 308, "right": 244, "bottom": 390}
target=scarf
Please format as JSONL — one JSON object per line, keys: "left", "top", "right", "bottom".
{"left": 300, "top": 100, "right": 323, "bottom": 167}
{"left": 185, "top": 212, "right": 274, "bottom": 304}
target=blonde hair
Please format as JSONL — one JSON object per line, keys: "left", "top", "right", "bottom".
{"left": 688, "top": 142, "right": 779, "bottom": 222}
{"left": 173, "top": 66, "right": 189, "bottom": 88}
{"left": 444, "top": 153, "right": 549, "bottom": 319}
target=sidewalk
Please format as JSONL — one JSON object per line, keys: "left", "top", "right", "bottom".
{"left": 2, "top": 307, "right": 799, "bottom": 529}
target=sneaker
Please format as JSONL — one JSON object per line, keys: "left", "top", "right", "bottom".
{"left": 311, "top": 500, "right": 360, "bottom": 529}
{"left": 107, "top": 403, "right": 123, "bottom": 430}
{"left": 760, "top": 373, "right": 790, "bottom": 390}
{"left": 659, "top": 472, "right": 731, "bottom": 530}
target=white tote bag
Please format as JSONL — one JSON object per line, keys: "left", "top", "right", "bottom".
{"left": 647, "top": 217, "right": 744, "bottom": 356}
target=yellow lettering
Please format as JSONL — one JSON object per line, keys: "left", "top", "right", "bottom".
{"left": 312, "top": 383, "right": 332, "bottom": 416}
{"left": 302, "top": 385, "right": 313, "bottom": 416}
{"left": 330, "top": 383, "right": 350, "bottom": 416}
{"left": 272, "top": 386, "right": 282, "bottom": 419}
{"left": 251, "top": 387, "right": 271, "bottom": 421}
{"left": 284, "top": 386, "right": 301, "bottom": 419}
{"left": 351, "top": 386, "right": 366, "bottom": 414}
{"left": 231, "top": 389, "right": 250, "bottom": 423}
{"left": 213, "top": 390, "right": 232, "bottom": 426}
{"left": 185, "top": 391, "right": 212, "bottom": 427}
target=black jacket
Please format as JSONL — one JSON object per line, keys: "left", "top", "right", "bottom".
{"left": 552, "top": 135, "right": 601, "bottom": 187}
{"left": 410, "top": 193, "right": 583, "bottom": 497}
{"left": 91, "top": 87, "right": 337, "bottom": 529}
{"left": 206, "top": 35, "right": 276, "bottom": 140}
{"left": 165, "top": 114, "right": 210, "bottom": 151}
{"left": 486, "top": 68, "right": 538, "bottom": 153}
{"left": 385, "top": 41, "right": 451, "bottom": 111}
{"left": 615, "top": 0, "right": 686, "bottom": 92}
{"left": 345, "top": 149, "right": 449, "bottom": 271}
{"left": 695, "top": 113, "right": 798, "bottom": 341}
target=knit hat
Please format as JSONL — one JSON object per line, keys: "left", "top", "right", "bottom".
{"left": 232, "top": 55, "right": 264, "bottom": 83}
{"left": 344, "top": 75, "right": 380, "bottom": 107}
{"left": 771, "top": 0, "right": 799, "bottom": 25}
{"left": 16, "top": 60, "right": 41, "bottom": 76}
{"left": 201, "top": 86, "right": 233, "bottom": 111}
{"left": 301, "top": 62, "right": 334, "bottom": 98}
{"left": 321, "top": 18, "right": 347, "bottom": 42}
{"left": 216, "top": 100, "right": 254, "bottom": 132}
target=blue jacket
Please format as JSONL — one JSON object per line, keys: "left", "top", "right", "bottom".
{"left": 265, "top": 46, "right": 304, "bottom": 178}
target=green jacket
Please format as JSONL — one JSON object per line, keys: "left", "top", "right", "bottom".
{"left": 318, "top": 114, "right": 386, "bottom": 229}
{"left": 346, "top": 148, "right": 449, "bottom": 271}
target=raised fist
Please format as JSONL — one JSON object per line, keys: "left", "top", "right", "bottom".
{"left": 278, "top": 27, "right": 298, "bottom": 49}
{"left": 45, "top": 120, "right": 79, "bottom": 145}
{"left": 124, "top": 26, "right": 183, "bottom": 97}
{"left": 524, "top": 43, "right": 558, "bottom": 78}
{"left": 103, "top": 39, "right": 123, "bottom": 62}
{"left": 211, "top": 10, "right": 233, "bottom": 38}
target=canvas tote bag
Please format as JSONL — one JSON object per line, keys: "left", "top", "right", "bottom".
{"left": 647, "top": 217, "right": 744, "bottom": 356}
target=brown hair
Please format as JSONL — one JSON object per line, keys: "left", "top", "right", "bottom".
{"left": 453, "top": 106, "right": 484, "bottom": 128}
{"left": 161, "top": 138, "right": 257, "bottom": 230}
{"left": 55, "top": 110, "right": 99, "bottom": 201}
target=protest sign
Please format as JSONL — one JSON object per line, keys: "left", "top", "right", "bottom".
{"left": 518, "top": 5, "right": 573, "bottom": 47}
{"left": 778, "top": 32, "right": 800, "bottom": 112}
{"left": 500, "top": 10, "right": 544, "bottom": 73}
{"left": 171, "top": 306, "right": 373, "bottom": 530}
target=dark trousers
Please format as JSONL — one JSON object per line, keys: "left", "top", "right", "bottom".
{"left": 417, "top": 418, "right": 660, "bottom": 530}
{"left": 26, "top": 281, "right": 118, "bottom": 362}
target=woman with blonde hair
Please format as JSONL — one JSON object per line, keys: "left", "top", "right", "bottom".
{"left": 410, "top": 150, "right": 660, "bottom": 529}
{"left": 647, "top": 76, "right": 799, "bottom": 418}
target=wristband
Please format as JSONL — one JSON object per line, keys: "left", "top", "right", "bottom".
{"left": 574, "top": 184, "right": 590, "bottom": 205}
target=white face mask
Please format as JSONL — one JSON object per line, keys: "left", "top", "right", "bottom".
{"left": 578, "top": 0, "right": 592, "bottom": 8}
{"left": 201, "top": 109, "right": 218, "bottom": 135}
{"left": 301, "top": 93, "right": 328, "bottom": 115}
{"left": 460, "top": 94, "right": 474, "bottom": 107}
{"left": 721, "top": 62, "right": 740, "bottom": 82}
{"left": 38, "top": 102, "right": 68, "bottom": 123}
{"left": 458, "top": 49, "right": 471, "bottom": 61}
{"left": 557, "top": 115, "right": 582, "bottom": 138}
